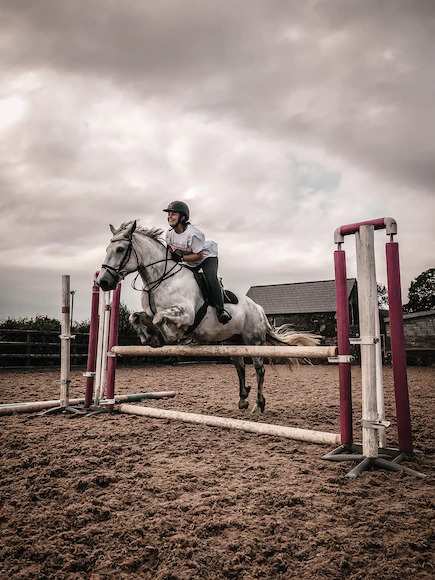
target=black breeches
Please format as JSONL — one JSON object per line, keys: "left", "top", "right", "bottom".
{"left": 190, "top": 257, "right": 224, "bottom": 309}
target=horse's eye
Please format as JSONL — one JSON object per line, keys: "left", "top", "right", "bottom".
{"left": 116, "top": 246, "right": 124, "bottom": 254}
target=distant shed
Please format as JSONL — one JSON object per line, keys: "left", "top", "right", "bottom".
{"left": 385, "top": 310, "right": 435, "bottom": 365}
{"left": 246, "top": 279, "right": 358, "bottom": 340}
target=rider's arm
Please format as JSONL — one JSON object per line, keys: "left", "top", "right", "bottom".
{"left": 182, "top": 250, "right": 204, "bottom": 263}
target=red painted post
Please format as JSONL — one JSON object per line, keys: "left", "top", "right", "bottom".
{"left": 339, "top": 218, "right": 387, "bottom": 237}
{"left": 84, "top": 279, "right": 100, "bottom": 407}
{"left": 334, "top": 249, "right": 353, "bottom": 446}
{"left": 386, "top": 242, "right": 413, "bottom": 453}
{"left": 105, "top": 283, "right": 121, "bottom": 411}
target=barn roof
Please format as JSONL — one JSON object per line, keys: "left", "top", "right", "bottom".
{"left": 385, "top": 309, "right": 435, "bottom": 323}
{"left": 246, "top": 279, "right": 357, "bottom": 315}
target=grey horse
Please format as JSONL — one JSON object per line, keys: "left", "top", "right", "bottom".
{"left": 97, "top": 221, "right": 318, "bottom": 413}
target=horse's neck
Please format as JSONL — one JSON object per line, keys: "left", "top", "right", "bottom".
{"left": 134, "top": 233, "right": 198, "bottom": 300}
{"left": 133, "top": 234, "right": 167, "bottom": 285}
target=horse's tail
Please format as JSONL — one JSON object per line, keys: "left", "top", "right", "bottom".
{"left": 260, "top": 307, "right": 320, "bottom": 348}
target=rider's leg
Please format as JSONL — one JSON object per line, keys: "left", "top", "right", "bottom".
{"left": 200, "top": 257, "right": 232, "bottom": 324}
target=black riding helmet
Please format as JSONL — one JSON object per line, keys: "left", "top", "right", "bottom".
{"left": 163, "top": 201, "right": 190, "bottom": 221}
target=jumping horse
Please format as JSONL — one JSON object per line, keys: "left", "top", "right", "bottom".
{"left": 97, "top": 221, "right": 318, "bottom": 413}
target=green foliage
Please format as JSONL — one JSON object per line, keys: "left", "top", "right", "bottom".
{"left": 72, "top": 319, "right": 91, "bottom": 333}
{"left": 404, "top": 268, "right": 435, "bottom": 313}
{"left": 119, "top": 302, "right": 133, "bottom": 334}
{"left": 0, "top": 315, "right": 61, "bottom": 331}
{"left": 0, "top": 302, "right": 135, "bottom": 339}
{"left": 377, "top": 283, "right": 388, "bottom": 309}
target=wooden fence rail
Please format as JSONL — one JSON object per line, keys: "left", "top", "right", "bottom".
{"left": 0, "top": 329, "right": 89, "bottom": 369}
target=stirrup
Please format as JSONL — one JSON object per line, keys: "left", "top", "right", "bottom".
{"left": 217, "top": 309, "right": 232, "bottom": 325}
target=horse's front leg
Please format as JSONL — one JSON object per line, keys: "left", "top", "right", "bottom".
{"left": 153, "top": 305, "right": 194, "bottom": 344}
{"left": 231, "top": 356, "right": 251, "bottom": 410}
{"left": 129, "top": 312, "right": 163, "bottom": 347}
{"left": 251, "top": 356, "right": 265, "bottom": 413}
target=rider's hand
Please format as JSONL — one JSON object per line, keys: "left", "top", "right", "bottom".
{"left": 171, "top": 249, "right": 183, "bottom": 263}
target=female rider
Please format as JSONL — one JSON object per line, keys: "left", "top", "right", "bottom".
{"left": 163, "top": 201, "right": 232, "bottom": 325}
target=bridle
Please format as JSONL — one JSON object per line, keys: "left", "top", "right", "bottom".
{"left": 100, "top": 235, "right": 137, "bottom": 283}
{"left": 100, "top": 234, "right": 182, "bottom": 294}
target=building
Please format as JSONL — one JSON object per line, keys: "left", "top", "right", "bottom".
{"left": 385, "top": 310, "right": 435, "bottom": 365}
{"left": 246, "top": 279, "right": 358, "bottom": 342}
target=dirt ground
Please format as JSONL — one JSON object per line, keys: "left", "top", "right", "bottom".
{"left": 0, "top": 363, "right": 433, "bottom": 579}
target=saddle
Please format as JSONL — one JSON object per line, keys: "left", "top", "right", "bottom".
{"left": 185, "top": 269, "right": 239, "bottom": 334}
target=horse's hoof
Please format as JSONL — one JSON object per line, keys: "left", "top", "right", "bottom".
{"left": 252, "top": 399, "right": 265, "bottom": 414}
{"left": 238, "top": 400, "right": 249, "bottom": 410}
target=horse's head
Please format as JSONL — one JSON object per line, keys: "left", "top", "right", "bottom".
{"left": 97, "top": 221, "right": 138, "bottom": 291}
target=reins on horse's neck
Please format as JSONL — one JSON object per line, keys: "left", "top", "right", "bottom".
{"left": 101, "top": 232, "right": 183, "bottom": 303}
{"left": 132, "top": 245, "right": 182, "bottom": 295}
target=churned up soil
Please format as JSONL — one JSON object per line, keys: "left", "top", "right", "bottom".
{"left": 0, "top": 363, "right": 434, "bottom": 579}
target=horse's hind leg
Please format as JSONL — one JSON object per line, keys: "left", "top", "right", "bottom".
{"left": 231, "top": 356, "right": 251, "bottom": 410}
{"left": 252, "top": 356, "right": 265, "bottom": 413}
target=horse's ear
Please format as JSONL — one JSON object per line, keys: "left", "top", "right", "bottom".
{"left": 125, "top": 220, "right": 137, "bottom": 238}
{"left": 110, "top": 224, "right": 116, "bottom": 235}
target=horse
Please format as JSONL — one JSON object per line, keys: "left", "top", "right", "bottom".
{"left": 96, "top": 220, "right": 319, "bottom": 413}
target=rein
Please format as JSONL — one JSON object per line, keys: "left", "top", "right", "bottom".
{"left": 100, "top": 234, "right": 182, "bottom": 297}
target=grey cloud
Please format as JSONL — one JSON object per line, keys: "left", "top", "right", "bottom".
{"left": 2, "top": 1, "right": 435, "bottom": 191}
{"left": 0, "top": 0, "right": 434, "bottom": 320}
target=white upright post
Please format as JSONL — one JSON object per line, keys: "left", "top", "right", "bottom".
{"left": 355, "top": 226, "right": 379, "bottom": 458}
{"left": 60, "top": 275, "right": 71, "bottom": 408}
{"left": 97, "top": 291, "right": 112, "bottom": 402}
{"left": 93, "top": 289, "right": 106, "bottom": 406}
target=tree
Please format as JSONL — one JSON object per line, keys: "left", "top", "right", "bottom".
{"left": 377, "top": 283, "right": 388, "bottom": 310}
{"left": 119, "top": 301, "right": 133, "bottom": 334}
{"left": 404, "top": 268, "right": 435, "bottom": 313}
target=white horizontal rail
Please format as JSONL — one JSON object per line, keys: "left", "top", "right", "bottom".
{"left": 0, "top": 392, "right": 176, "bottom": 416}
{"left": 118, "top": 404, "right": 341, "bottom": 445}
{"left": 112, "top": 344, "right": 337, "bottom": 359}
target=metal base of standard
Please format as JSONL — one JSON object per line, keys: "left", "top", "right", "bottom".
{"left": 82, "top": 405, "right": 119, "bottom": 417}
{"left": 321, "top": 444, "right": 426, "bottom": 479}
{"left": 40, "top": 405, "right": 87, "bottom": 416}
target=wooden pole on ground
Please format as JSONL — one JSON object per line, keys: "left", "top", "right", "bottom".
{"left": 118, "top": 404, "right": 341, "bottom": 445}
{"left": 0, "top": 392, "right": 176, "bottom": 416}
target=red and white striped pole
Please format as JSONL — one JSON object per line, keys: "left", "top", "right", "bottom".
{"left": 105, "top": 282, "right": 121, "bottom": 411}
{"left": 334, "top": 247, "right": 353, "bottom": 447}
{"left": 386, "top": 241, "right": 413, "bottom": 453}
{"left": 84, "top": 274, "right": 100, "bottom": 407}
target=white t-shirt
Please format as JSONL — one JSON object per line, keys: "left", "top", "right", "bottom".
{"left": 166, "top": 224, "right": 218, "bottom": 267}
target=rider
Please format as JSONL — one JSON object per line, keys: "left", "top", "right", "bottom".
{"left": 163, "top": 201, "right": 232, "bottom": 325}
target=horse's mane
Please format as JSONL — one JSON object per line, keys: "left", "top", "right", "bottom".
{"left": 117, "top": 220, "right": 165, "bottom": 246}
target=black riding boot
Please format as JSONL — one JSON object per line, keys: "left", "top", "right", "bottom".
{"left": 198, "top": 257, "right": 232, "bottom": 325}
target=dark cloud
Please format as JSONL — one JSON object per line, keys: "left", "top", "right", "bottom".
{"left": 2, "top": 1, "right": 435, "bottom": 189}
{"left": 0, "top": 1, "right": 434, "bottom": 320}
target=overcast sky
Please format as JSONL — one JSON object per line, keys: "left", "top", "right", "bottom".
{"left": 1, "top": 0, "right": 434, "bottom": 323}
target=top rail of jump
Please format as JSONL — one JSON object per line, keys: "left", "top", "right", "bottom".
{"left": 334, "top": 217, "right": 397, "bottom": 243}
{"left": 111, "top": 344, "right": 337, "bottom": 358}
